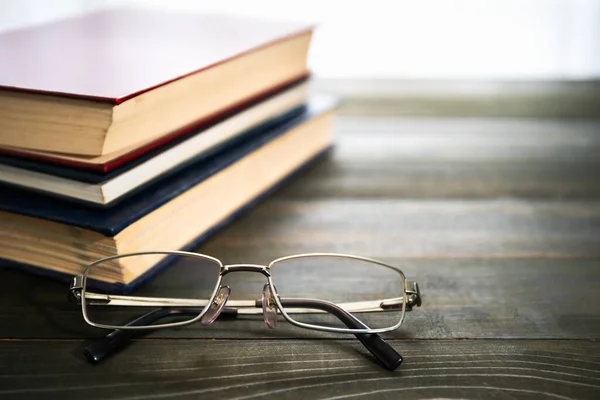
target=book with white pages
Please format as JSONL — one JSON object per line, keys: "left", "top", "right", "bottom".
{"left": 0, "top": 83, "right": 308, "bottom": 206}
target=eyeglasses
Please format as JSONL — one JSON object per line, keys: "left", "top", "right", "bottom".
{"left": 69, "top": 251, "right": 422, "bottom": 370}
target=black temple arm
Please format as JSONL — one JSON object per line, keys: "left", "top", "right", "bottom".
{"left": 280, "top": 299, "right": 402, "bottom": 370}
{"left": 83, "top": 307, "right": 236, "bottom": 363}
{"left": 84, "top": 300, "right": 402, "bottom": 370}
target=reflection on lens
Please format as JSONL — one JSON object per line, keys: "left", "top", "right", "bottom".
{"left": 270, "top": 255, "right": 406, "bottom": 330}
{"left": 83, "top": 252, "right": 221, "bottom": 328}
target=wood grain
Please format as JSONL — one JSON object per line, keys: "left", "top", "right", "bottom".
{"left": 0, "top": 340, "right": 598, "bottom": 400}
{"left": 1, "top": 115, "right": 599, "bottom": 399}
{"left": 317, "top": 80, "right": 600, "bottom": 118}
{"left": 196, "top": 199, "right": 600, "bottom": 259}
{"left": 280, "top": 117, "right": 600, "bottom": 199}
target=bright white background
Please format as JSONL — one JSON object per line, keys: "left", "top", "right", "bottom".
{"left": 1, "top": 0, "right": 599, "bottom": 80}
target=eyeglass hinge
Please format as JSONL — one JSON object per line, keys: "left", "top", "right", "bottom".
{"left": 68, "top": 275, "right": 83, "bottom": 304}
{"left": 405, "top": 281, "right": 422, "bottom": 311}
{"left": 379, "top": 281, "right": 422, "bottom": 312}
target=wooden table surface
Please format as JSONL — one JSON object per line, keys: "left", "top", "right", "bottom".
{"left": 1, "top": 115, "right": 599, "bottom": 399}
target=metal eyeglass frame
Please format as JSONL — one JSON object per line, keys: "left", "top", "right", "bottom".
{"left": 69, "top": 251, "right": 422, "bottom": 370}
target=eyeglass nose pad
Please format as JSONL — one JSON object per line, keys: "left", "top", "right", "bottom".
{"left": 261, "top": 283, "right": 277, "bottom": 329}
{"left": 200, "top": 285, "right": 231, "bottom": 326}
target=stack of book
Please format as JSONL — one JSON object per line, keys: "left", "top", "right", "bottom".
{"left": 0, "top": 9, "right": 335, "bottom": 290}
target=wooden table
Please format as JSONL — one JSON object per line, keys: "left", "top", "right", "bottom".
{"left": 1, "top": 115, "right": 599, "bottom": 399}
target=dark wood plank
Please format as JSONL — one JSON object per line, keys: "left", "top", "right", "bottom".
{"left": 280, "top": 118, "right": 600, "bottom": 199}
{"left": 197, "top": 199, "right": 600, "bottom": 259}
{"left": 325, "top": 80, "right": 600, "bottom": 119}
{"left": 1, "top": 115, "right": 599, "bottom": 399}
{"left": 0, "top": 340, "right": 599, "bottom": 400}
{"left": 1, "top": 257, "right": 598, "bottom": 339}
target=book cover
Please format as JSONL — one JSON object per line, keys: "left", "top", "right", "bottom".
{"left": 0, "top": 96, "right": 336, "bottom": 236}
{"left": 0, "top": 9, "right": 314, "bottom": 156}
{"left": 0, "top": 104, "right": 307, "bottom": 206}
{"left": 0, "top": 75, "right": 309, "bottom": 174}
{"left": 0, "top": 147, "right": 332, "bottom": 292}
{"left": 0, "top": 8, "right": 313, "bottom": 103}
{"left": 0, "top": 82, "right": 309, "bottom": 184}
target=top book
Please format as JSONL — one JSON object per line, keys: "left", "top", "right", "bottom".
{"left": 0, "top": 9, "right": 313, "bottom": 156}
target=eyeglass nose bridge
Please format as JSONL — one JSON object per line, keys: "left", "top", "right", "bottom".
{"left": 222, "top": 264, "right": 270, "bottom": 277}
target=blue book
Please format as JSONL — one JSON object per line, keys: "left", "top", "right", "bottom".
{"left": 0, "top": 96, "right": 336, "bottom": 290}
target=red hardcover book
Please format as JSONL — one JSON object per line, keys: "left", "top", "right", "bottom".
{"left": 0, "top": 8, "right": 313, "bottom": 156}
{"left": 0, "top": 76, "right": 309, "bottom": 173}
